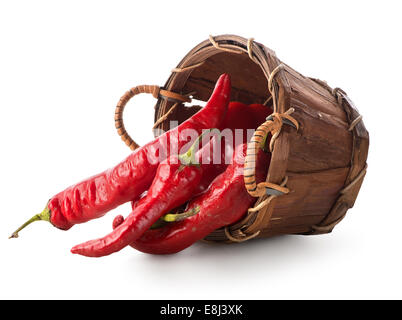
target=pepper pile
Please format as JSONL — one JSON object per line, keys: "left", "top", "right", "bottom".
{"left": 10, "top": 74, "right": 273, "bottom": 257}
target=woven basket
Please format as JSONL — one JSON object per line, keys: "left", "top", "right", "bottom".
{"left": 114, "top": 34, "right": 369, "bottom": 243}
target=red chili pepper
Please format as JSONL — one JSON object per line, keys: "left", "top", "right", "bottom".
{"left": 130, "top": 131, "right": 230, "bottom": 209}
{"left": 70, "top": 130, "right": 224, "bottom": 257}
{"left": 220, "top": 101, "right": 255, "bottom": 131}
{"left": 112, "top": 214, "right": 125, "bottom": 230}
{"left": 248, "top": 103, "right": 273, "bottom": 127}
{"left": 223, "top": 102, "right": 273, "bottom": 131}
{"left": 9, "top": 74, "right": 231, "bottom": 239}
{"left": 189, "top": 132, "right": 231, "bottom": 197}
{"left": 220, "top": 102, "right": 273, "bottom": 145}
{"left": 179, "top": 102, "right": 272, "bottom": 196}
{"left": 113, "top": 143, "right": 270, "bottom": 254}
{"left": 128, "top": 102, "right": 271, "bottom": 210}
{"left": 129, "top": 133, "right": 231, "bottom": 209}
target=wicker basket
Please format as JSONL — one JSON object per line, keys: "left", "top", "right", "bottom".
{"left": 114, "top": 34, "right": 369, "bottom": 243}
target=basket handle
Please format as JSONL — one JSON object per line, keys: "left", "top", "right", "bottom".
{"left": 244, "top": 109, "right": 298, "bottom": 197}
{"left": 115, "top": 85, "right": 191, "bottom": 150}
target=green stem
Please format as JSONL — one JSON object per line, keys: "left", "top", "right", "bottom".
{"left": 9, "top": 207, "right": 50, "bottom": 239}
{"left": 162, "top": 206, "right": 200, "bottom": 222}
{"left": 260, "top": 133, "right": 269, "bottom": 152}
{"left": 150, "top": 206, "right": 200, "bottom": 229}
{"left": 178, "top": 129, "right": 218, "bottom": 166}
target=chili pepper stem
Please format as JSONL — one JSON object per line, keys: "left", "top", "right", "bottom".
{"left": 149, "top": 206, "right": 200, "bottom": 230}
{"left": 178, "top": 129, "right": 218, "bottom": 166}
{"left": 162, "top": 206, "right": 200, "bottom": 222}
{"left": 9, "top": 207, "right": 50, "bottom": 239}
{"left": 260, "top": 133, "right": 269, "bottom": 152}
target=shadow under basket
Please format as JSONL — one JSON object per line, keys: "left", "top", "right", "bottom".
{"left": 115, "top": 34, "right": 369, "bottom": 243}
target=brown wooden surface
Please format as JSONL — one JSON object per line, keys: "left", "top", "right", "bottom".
{"left": 309, "top": 91, "right": 369, "bottom": 234}
{"left": 270, "top": 167, "right": 350, "bottom": 227}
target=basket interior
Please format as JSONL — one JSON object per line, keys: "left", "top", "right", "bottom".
{"left": 183, "top": 52, "right": 270, "bottom": 106}
{"left": 163, "top": 51, "right": 273, "bottom": 127}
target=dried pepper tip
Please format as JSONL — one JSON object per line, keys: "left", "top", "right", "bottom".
{"left": 178, "top": 129, "right": 220, "bottom": 166}
{"left": 161, "top": 206, "right": 200, "bottom": 222}
{"left": 9, "top": 207, "right": 50, "bottom": 239}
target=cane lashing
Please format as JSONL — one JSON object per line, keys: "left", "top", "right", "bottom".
{"left": 209, "top": 35, "right": 244, "bottom": 55}
{"left": 171, "top": 61, "right": 205, "bottom": 73}
{"left": 223, "top": 175, "right": 290, "bottom": 243}
{"left": 244, "top": 109, "right": 298, "bottom": 198}
{"left": 115, "top": 85, "right": 191, "bottom": 151}
{"left": 224, "top": 226, "right": 261, "bottom": 243}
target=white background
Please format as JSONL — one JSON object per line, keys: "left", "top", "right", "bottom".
{"left": 0, "top": 0, "right": 401, "bottom": 300}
